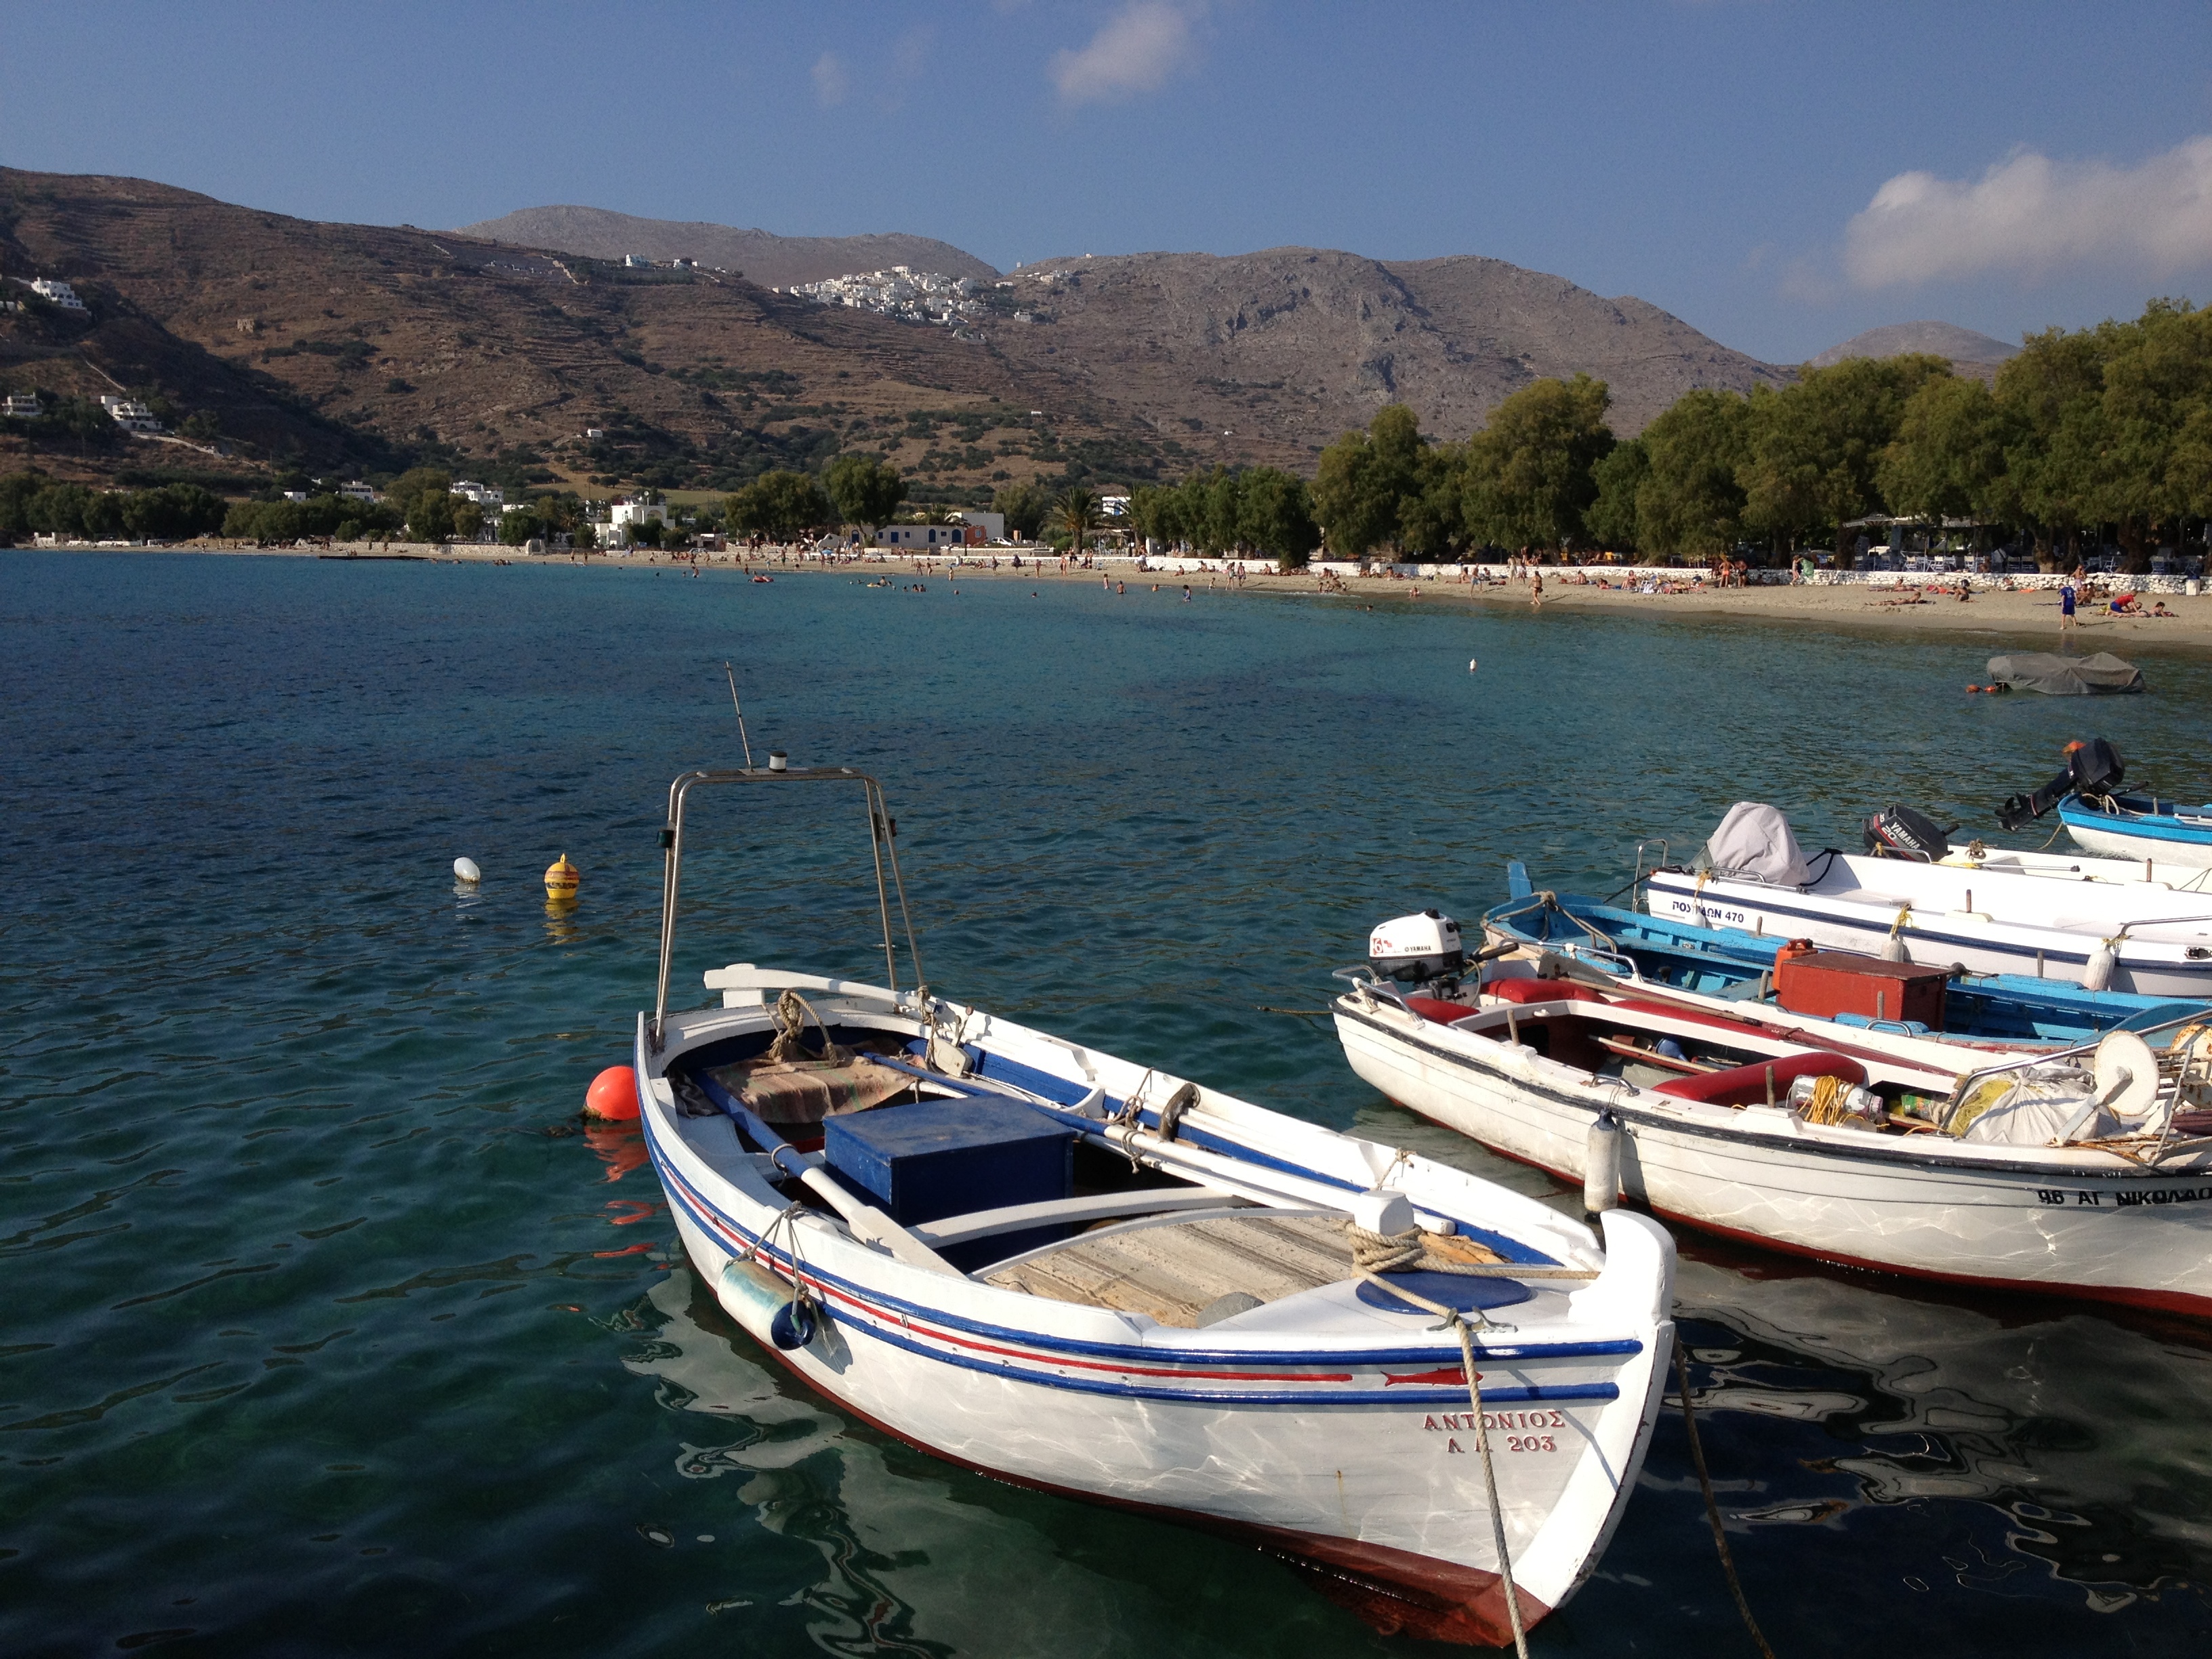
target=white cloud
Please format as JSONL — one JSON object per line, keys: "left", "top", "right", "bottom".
{"left": 892, "top": 26, "right": 934, "bottom": 81}
{"left": 1844, "top": 136, "right": 2212, "bottom": 288}
{"left": 811, "top": 51, "right": 849, "bottom": 107}
{"left": 1049, "top": 2, "right": 1198, "bottom": 108}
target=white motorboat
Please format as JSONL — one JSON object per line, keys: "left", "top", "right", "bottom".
{"left": 1645, "top": 802, "right": 2212, "bottom": 996}
{"left": 1992, "top": 734, "right": 2212, "bottom": 869}
{"left": 1332, "top": 930, "right": 2212, "bottom": 1317}
{"left": 631, "top": 764, "right": 1678, "bottom": 1647}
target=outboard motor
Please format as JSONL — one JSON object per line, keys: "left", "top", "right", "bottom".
{"left": 1368, "top": 910, "right": 1465, "bottom": 989}
{"left": 1864, "top": 805, "right": 1955, "bottom": 861}
{"left": 1996, "top": 737, "right": 2126, "bottom": 831}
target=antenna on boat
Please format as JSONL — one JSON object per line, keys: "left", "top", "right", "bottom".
{"left": 722, "top": 661, "right": 755, "bottom": 768}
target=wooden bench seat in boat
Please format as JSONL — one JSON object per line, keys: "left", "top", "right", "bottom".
{"left": 983, "top": 1212, "right": 1505, "bottom": 1328}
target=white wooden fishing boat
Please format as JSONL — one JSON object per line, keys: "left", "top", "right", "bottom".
{"left": 1332, "top": 946, "right": 2212, "bottom": 1318}
{"left": 631, "top": 765, "right": 1677, "bottom": 1647}
{"left": 1645, "top": 803, "right": 2212, "bottom": 996}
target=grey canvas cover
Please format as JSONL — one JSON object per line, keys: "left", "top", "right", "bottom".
{"left": 1986, "top": 652, "right": 2146, "bottom": 695}
{"left": 1701, "top": 802, "right": 1812, "bottom": 886}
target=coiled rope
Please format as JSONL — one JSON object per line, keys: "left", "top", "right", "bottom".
{"left": 767, "top": 988, "right": 849, "bottom": 1065}
{"left": 1346, "top": 1223, "right": 1601, "bottom": 1281}
{"left": 1794, "top": 1073, "right": 1851, "bottom": 1126}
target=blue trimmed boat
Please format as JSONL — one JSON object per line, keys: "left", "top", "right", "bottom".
{"left": 1486, "top": 863, "right": 2205, "bottom": 1044}
{"left": 2059, "top": 794, "right": 2212, "bottom": 867}
{"left": 630, "top": 764, "right": 1677, "bottom": 1647}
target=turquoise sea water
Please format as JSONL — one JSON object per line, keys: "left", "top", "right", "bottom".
{"left": 3, "top": 549, "right": 2209, "bottom": 1657}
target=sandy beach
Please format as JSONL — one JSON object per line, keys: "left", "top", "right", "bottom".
{"left": 51, "top": 536, "right": 2212, "bottom": 654}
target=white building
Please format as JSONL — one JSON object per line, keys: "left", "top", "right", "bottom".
{"left": 878, "top": 524, "right": 978, "bottom": 549}
{"left": 957, "top": 510, "right": 1006, "bottom": 541}
{"left": 30, "top": 279, "right": 87, "bottom": 311}
{"left": 98, "top": 394, "right": 161, "bottom": 432}
{"left": 622, "top": 254, "right": 652, "bottom": 269}
{"left": 339, "top": 480, "right": 382, "bottom": 501}
{"left": 1101, "top": 495, "right": 1130, "bottom": 518}
{"left": 453, "top": 480, "right": 505, "bottom": 508}
{"left": 1, "top": 393, "right": 41, "bottom": 419}
{"left": 596, "top": 497, "right": 670, "bottom": 547}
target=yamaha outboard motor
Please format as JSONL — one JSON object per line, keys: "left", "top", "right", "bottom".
{"left": 1996, "top": 737, "right": 2125, "bottom": 832}
{"left": 1864, "top": 805, "right": 1956, "bottom": 861}
{"left": 1368, "top": 910, "right": 1465, "bottom": 989}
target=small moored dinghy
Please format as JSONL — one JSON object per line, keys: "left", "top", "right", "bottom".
{"left": 1999, "top": 737, "right": 2212, "bottom": 869}
{"left": 632, "top": 764, "right": 1677, "bottom": 1647}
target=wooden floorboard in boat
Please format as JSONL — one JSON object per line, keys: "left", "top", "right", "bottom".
{"left": 985, "top": 1213, "right": 1355, "bottom": 1328}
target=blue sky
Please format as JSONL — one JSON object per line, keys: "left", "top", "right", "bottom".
{"left": 4, "top": 2, "right": 2209, "bottom": 365}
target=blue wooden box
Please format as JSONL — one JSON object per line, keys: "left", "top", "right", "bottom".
{"left": 823, "top": 1099, "right": 1073, "bottom": 1264}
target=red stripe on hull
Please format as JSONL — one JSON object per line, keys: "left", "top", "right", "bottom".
{"left": 689, "top": 1239, "right": 1552, "bottom": 1647}
{"left": 1380, "top": 1101, "right": 2212, "bottom": 1319}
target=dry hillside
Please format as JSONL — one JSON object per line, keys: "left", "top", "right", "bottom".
{"left": 985, "top": 249, "right": 1788, "bottom": 449}
{"left": 0, "top": 168, "right": 1138, "bottom": 495}
{"left": 453, "top": 206, "right": 1000, "bottom": 291}
{"left": 0, "top": 169, "right": 1788, "bottom": 501}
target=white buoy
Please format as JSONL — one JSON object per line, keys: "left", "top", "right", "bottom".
{"left": 453, "top": 857, "right": 482, "bottom": 883}
{"left": 1584, "top": 1111, "right": 1622, "bottom": 1215}
{"left": 2083, "top": 939, "right": 2118, "bottom": 991}
{"left": 1469, "top": 658, "right": 1479, "bottom": 672}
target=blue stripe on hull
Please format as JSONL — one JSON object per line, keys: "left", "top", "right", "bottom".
{"left": 2060, "top": 802, "right": 2212, "bottom": 846}
{"left": 1650, "top": 880, "right": 2212, "bottom": 989}
{"left": 647, "top": 1134, "right": 1640, "bottom": 1386}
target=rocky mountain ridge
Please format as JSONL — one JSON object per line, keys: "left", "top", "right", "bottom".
{"left": 451, "top": 205, "right": 1000, "bottom": 291}
{"left": 2, "top": 168, "right": 1797, "bottom": 502}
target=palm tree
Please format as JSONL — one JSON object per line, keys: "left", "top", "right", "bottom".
{"left": 1055, "top": 486, "right": 1101, "bottom": 556}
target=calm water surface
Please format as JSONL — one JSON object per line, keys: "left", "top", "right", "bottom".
{"left": 3, "top": 551, "right": 2209, "bottom": 1656}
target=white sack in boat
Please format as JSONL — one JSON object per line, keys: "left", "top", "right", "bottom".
{"left": 1956, "top": 1065, "right": 2118, "bottom": 1146}
{"left": 1700, "top": 802, "right": 1811, "bottom": 887}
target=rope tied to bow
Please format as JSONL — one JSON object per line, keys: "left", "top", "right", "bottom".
{"left": 766, "top": 988, "right": 849, "bottom": 1065}
{"left": 1347, "top": 1262, "right": 1529, "bottom": 1658}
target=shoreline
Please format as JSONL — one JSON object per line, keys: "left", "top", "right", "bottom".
{"left": 24, "top": 537, "right": 2212, "bottom": 653}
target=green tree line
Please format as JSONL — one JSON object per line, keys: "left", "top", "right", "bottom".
{"left": 1309, "top": 299, "right": 2212, "bottom": 571}
{"left": 1126, "top": 466, "right": 1322, "bottom": 566}
{"left": 0, "top": 470, "right": 228, "bottom": 540}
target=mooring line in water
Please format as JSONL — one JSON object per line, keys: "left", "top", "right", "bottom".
{"left": 1355, "top": 1265, "right": 1528, "bottom": 1658}
{"left": 1674, "top": 1344, "right": 1779, "bottom": 1659}
{"left": 1256, "top": 1005, "right": 1336, "bottom": 1018}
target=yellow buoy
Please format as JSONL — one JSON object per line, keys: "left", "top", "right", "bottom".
{"left": 544, "top": 853, "right": 580, "bottom": 901}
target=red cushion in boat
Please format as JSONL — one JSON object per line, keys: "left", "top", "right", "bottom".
{"left": 1486, "top": 979, "right": 1605, "bottom": 1007}
{"left": 1654, "top": 1050, "right": 1866, "bottom": 1107}
{"left": 1406, "top": 994, "right": 1481, "bottom": 1024}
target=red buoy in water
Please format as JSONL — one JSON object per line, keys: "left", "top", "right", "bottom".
{"left": 585, "top": 1064, "right": 640, "bottom": 1122}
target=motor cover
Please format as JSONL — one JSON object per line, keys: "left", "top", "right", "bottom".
{"left": 1997, "top": 737, "right": 2126, "bottom": 830}
{"left": 1369, "top": 911, "right": 1465, "bottom": 983}
{"left": 1864, "top": 805, "right": 1954, "bottom": 861}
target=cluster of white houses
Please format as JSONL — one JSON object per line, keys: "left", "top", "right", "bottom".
{"left": 781, "top": 266, "right": 987, "bottom": 329}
